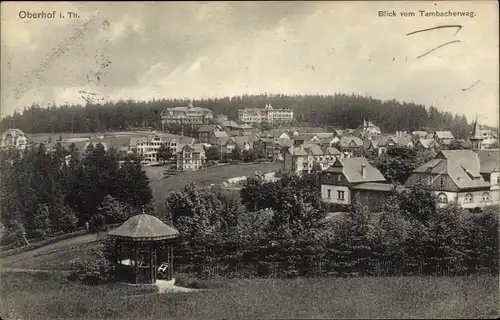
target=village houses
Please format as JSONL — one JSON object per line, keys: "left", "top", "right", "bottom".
{"left": 197, "top": 125, "right": 223, "bottom": 144}
{"left": 176, "top": 143, "right": 206, "bottom": 171}
{"left": 282, "top": 143, "right": 343, "bottom": 174}
{"left": 1, "top": 128, "right": 27, "bottom": 150}
{"left": 404, "top": 150, "right": 493, "bottom": 209}
{"left": 161, "top": 102, "right": 214, "bottom": 130}
{"left": 433, "top": 130, "right": 455, "bottom": 148}
{"left": 319, "top": 157, "right": 401, "bottom": 212}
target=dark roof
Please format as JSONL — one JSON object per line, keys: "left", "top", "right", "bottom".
{"left": 417, "top": 138, "right": 437, "bottom": 148}
{"left": 435, "top": 131, "right": 454, "bottom": 140}
{"left": 212, "top": 131, "right": 229, "bottom": 138}
{"left": 198, "top": 125, "right": 221, "bottom": 132}
{"left": 293, "top": 134, "right": 319, "bottom": 141}
{"left": 413, "top": 150, "right": 491, "bottom": 189}
{"left": 107, "top": 214, "right": 179, "bottom": 241}
{"left": 324, "top": 158, "right": 386, "bottom": 183}
{"left": 339, "top": 136, "right": 363, "bottom": 148}
{"left": 352, "top": 182, "right": 405, "bottom": 192}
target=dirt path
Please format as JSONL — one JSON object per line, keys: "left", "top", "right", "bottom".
{"left": 0, "top": 268, "right": 71, "bottom": 274}
{"left": 0, "top": 233, "right": 99, "bottom": 267}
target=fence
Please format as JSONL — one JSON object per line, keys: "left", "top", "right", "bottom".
{"left": 174, "top": 259, "right": 498, "bottom": 279}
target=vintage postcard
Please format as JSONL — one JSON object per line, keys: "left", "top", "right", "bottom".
{"left": 0, "top": 1, "right": 498, "bottom": 319}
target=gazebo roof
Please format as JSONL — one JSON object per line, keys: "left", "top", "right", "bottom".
{"left": 107, "top": 214, "right": 179, "bottom": 241}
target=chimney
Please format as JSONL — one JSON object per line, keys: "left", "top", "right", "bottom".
{"left": 361, "top": 164, "right": 366, "bottom": 177}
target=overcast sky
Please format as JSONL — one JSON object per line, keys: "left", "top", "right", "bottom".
{"left": 1, "top": 1, "right": 498, "bottom": 126}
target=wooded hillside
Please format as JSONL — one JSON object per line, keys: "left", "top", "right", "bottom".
{"left": 1, "top": 94, "right": 471, "bottom": 137}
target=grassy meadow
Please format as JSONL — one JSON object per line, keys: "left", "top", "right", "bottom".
{"left": 148, "top": 162, "right": 281, "bottom": 215}
{"left": 1, "top": 271, "right": 498, "bottom": 320}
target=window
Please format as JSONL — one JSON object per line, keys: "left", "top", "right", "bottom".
{"left": 439, "top": 177, "right": 445, "bottom": 187}
{"left": 338, "top": 191, "right": 345, "bottom": 200}
{"left": 337, "top": 175, "right": 342, "bottom": 182}
{"left": 438, "top": 193, "right": 448, "bottom": 203}
{"left": 417, "top": 176, "right": 423, "bottom": 183}
{"left": 482, "top": 192, "right": 491, "bottom": 202}
{"left": 427, "top": 176, "right": 433, "bottom": 185}
{"left": 464, "top": 193, "right": 474, "bottom": 203}
{"left": 327, "top": 189, "right": 331, "bottom": 199}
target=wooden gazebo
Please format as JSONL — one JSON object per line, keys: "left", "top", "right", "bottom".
{"left": 107, "top": 212, "right": 179, "bottom": 285}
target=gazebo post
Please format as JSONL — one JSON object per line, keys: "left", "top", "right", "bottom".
{"left": 150, "top": 246, "right": 154, "bottom": 284}
{"left": 134, "top": 247, "right": 138, "bottom": 284}
{"left": 170, "top": 245, "right": 174, "bottom": 280}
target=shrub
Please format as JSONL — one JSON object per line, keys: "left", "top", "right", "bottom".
{"left": 174, "top": 273, "right": 218, "bottom": 289}
{"left": 69, "top": 244, "right": 115, "bottom": 285}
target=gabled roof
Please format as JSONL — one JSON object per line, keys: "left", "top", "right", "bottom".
{"left": 198, "top": 125, "right": 221, "bottom": 132}
{"left": 325, "top": 146, "right": 342, "bottom": 155}
{"left": 232, "top": 136, "right": 250, "bottom": 147}
{"left": 302, "top": 143, "right": 323, "bottom": 156}
{"left": 260, "top": 130, "right": 289, "bottom": 139}
{"left": 278, "top": 138, "right": 294, "bottom": 147}
{"left": 417, "top": 138, "right": 437, "bottom": 148}
{"left": 314, "top": 133, "right": 335, "bottom": 139}
{"left": 294, "top": 134, "right": 319, "bottom": 141}
{"left": 220, "top": 120, "right": 240, "bottom": 128}
{"left": 107, "top": 214, "right": 179, "bottom": 241}
{"left": 324, "top": 157, "right": 386, "bottom": 183}
{"left": 320, "top": 136, "right": 338, "bottom": 144}
{"left": 339, "top": 136, "right": 363, "bottom": 148}
{"left": 435, "top": 131, "right": 454, "bottom": 140}
{"left": 179, "top": 143, "right": 205, "bottom": 153}
{"left": 219, "top": 137, "right": 237, "bottom": 146}
{"left": 212, "top": 131, "right": 229, "bottom": 138}
{"left": 413, "top": 150, "right": 491, "bottom": 189}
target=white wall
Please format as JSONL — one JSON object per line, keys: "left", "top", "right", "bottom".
{"left": 321, "top": 185, "right": 351, "bottom": 204}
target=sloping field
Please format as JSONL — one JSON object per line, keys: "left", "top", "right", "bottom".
{"left": 1, "top": 272, "right": 497, "bottom": 320}
{"left": 149, "top": 162, "right": 281, "bottom": 203}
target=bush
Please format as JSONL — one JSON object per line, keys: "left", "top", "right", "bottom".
{"left": 69, "top": 245, "right": 115, "bottom": 285}
{"left": 174, "top": 273, "right": 218, "bottom": 289}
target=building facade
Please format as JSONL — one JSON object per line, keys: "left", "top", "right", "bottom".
{"left": 198, "top": 125, "right": 223, "bottom": 144}
{"left": 282, "top": 143, "right": 343, "bottom": 174}
{"left": 319, "top": 157, "right": 394, "bottom": 211}
{"left": 238, "top": 104, "right": 293, "bottom": 124}
{"left": 161, "top": 102, "right": 214, "bottom": 130}
{"left": 404, "top": 150, "right": 494, "bottom": 210}
{"left": 1, "top": 128, "right": 27, "bottom": 150}
{"left": 176, "top": 144, "right": 206, "bottom": 171}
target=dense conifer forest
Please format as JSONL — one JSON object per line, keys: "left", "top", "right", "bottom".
{"left": 1, "top": 94, "right": 473, "bottom": 138}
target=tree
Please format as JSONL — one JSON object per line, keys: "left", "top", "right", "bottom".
{"left": 96, "top": 195, "right": 136, "bottom": 225}
{"left": 116, "top": 155, "right": 153, "bottom": 208}
{"left": 447, "top": 139, "right": 468, "bottom": 150}
{"left": 157, "top": 143, "right": 173, "bottom": 164}
{"left": 242, "top": 149, "right": 257, "bottom": 162}
{"left": 399, "top": 180, "right": 437, "bottom": 223}
{"left": 205, "top": 146, "right": 221, "bottom": 161}
{"left": 33, "top": 204, "right": 52, "bottom": 238}
{"left": 370, "top": 147, "right": 433, "bottom": 184}
{"left": 230, "top": 146, "right": 242, "bottom": 161}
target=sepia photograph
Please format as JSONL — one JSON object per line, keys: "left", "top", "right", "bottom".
{"left": 0, "top": 1, "right": 499, "bottom": 319}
